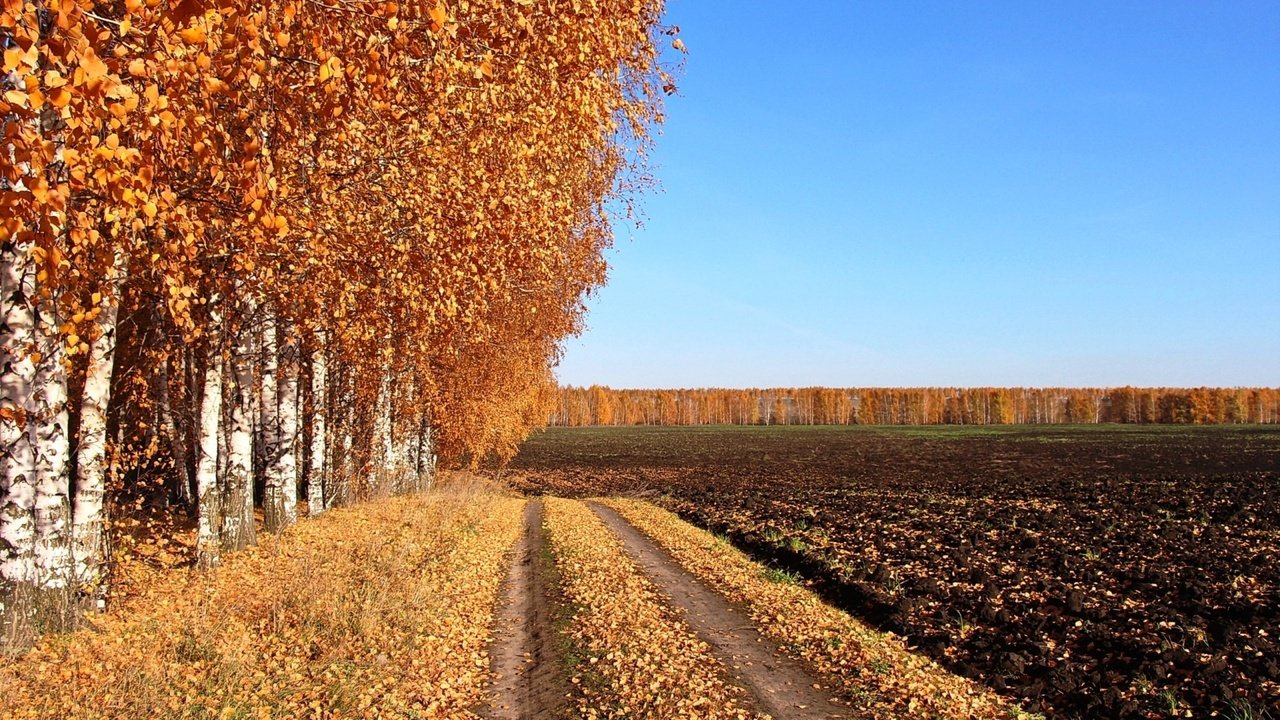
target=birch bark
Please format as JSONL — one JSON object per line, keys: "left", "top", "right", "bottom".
{"left": 222, "top": 306, "right": 255, "bottom": 551}
{"left": 274, "top": 328, "right": 299, "bottom": 529}
{"left": 306, "top": 333, "right": 326, "bottom": 516}
{"left": 195, "top": 310, "right": 224, "bottom": 570}
{"left": 31, "top": 295, "right": 72, "bottom": 589}
{"left": 1, "top": 241, "right": 37, "bottom": 587}
{"left": 373, "top": 360, "right": 393, "bottom": 494}
{"left": 72, "top": 252, "right": 127, "bottom": 596}
{"left": 259, "top": 309, "right": 284, "bottom": 532}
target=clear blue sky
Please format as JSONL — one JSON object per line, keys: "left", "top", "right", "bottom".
{"left": 556, "top": 1, "right": 1280, "bottom": 389}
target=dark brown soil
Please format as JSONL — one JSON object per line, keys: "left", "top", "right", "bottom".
{"left": 487, "top": 500, "right": 572, "bottom": 719}
{"left": 589, "top": 502, "right": 858, "bottom": 719}
{"left": 509, "top": 425, "right": 1280, "bottom": 719}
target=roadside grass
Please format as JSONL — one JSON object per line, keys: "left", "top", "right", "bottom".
{"left": 604, "top": 497, "right": 1043, "bottom": 720}
{"left": 0, "top": 488, "right": 523, "bottom": 719}
{"left": 542, "top": 497, "right": 762, "bottom": 719}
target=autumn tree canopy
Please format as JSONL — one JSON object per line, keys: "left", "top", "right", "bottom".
{"left": 2, "top": 0, "right": 674, "bottom": 602}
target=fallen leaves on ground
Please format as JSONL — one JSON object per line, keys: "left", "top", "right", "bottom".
{"left": 0, "top": 490, "right": 524, "bottom": 719}
{"left": 542, "top": 497, "right": 765, "bottom": 720}
{"left": 604, "top": 498, "right": 1040, "bottom": 720}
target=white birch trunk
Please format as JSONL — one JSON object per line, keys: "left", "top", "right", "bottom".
{"left": 275, "top": 328, "right": 298, "bottom": 529}
{"left": 222, "top": 315, "right": 255, "bottom": 552}
{"left": 31, "top": 296, "right": 72, "bottom": 590}
{"left": 194, "top": 311, "right": 224, "bottom": 570}
{"left": 72, "top": 253, "right": 126, "bottom": 599}
{"left": 258, "top": 309, "right": 285, "bottom": 532}
{"left": 1, "top": 241, "right": 37, "bottom": 587}
{"left": 373, "top": 360, "right": 394, "bottom": 494}
{"left": 306, "top": 335, "right": 326, "bottom": 516}
{"left": 336, "top": 370, "right": 354, "bottom": 505}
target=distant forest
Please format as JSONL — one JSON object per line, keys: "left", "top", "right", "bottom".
{"left": 552, "top": 387, "right": 1280, "bottom": 427}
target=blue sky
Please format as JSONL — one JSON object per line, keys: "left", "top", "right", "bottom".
{"left": 556, "top": 1, "right": 1280, "bottom": 388}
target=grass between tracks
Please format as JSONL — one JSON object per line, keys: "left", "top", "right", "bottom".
{"left": 0, "top": 489, "right": 524, "bottom": 720}
{"left": 603, "top": 498, "right": 1040, "bottom": 720}
{"left": 542, "top": 497, "right": 764, "bottom": 720}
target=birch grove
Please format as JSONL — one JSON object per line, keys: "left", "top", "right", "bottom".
{"left": 1, "top": 0, "right": 673, "bottom": 622}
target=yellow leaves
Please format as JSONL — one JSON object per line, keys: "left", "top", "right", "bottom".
{"left": 4, "top": 43, "right": 38, "bottom": 73}
{"left": 318, "top": 56, "right": 342, "bottom": 83}
{"left": 672, "top": 38, "right": 687, "bottom": 53}
{"left": 429, "top": 2, "right": 448, "bottom": 33}
{"left": 1, "top": 0, "right": 672, "bottom": 467}
{"left": 178, "top": 26, "right": 207, "bottom": 46}
{"left": 3, "top": 89, "right": 28, "bottom": 109}
{"left": 202, "top": 76, "right": 230, "bottom": 95}
{"left": 3, "top": 48, "right": 23, "bottom": 73}
{"left": 77, "top": 51, "right": 110, "bottom": 87}
{"left": 48, "top": 87, "right": 72, "bottom": 108}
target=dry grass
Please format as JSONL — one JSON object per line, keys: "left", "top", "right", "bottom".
{"left": 0, "top": 487, "right": 524, "bottom": 719}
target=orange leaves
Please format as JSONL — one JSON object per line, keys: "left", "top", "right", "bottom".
{"left": 429, "top": 2, "right": 448, "bottom": 32}
{"left": 318, "top": 56, "right": 342, "bottom": 84}
{"left": 4, "top": 42, "right": 38, "bottom": 73}
{"left": 178, "top": 25, "right": 207, "bottom": 46}
{"left": 3, "top": 0, "right": 674, "bottom": 474}
{"left": 76, "top": 50, "right": 111, "bottom": 88}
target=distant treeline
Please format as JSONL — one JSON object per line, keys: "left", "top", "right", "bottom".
{"left": 551, "top": 387, "right": 1280, "bottom": 427}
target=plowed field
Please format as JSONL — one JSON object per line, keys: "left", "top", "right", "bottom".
{"left": 510, "top": 425, "right": 1280, "bottom": 719}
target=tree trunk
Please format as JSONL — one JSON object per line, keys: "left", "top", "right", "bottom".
{"left": 157, "top": 353, "right": 192, "bottom": 512}
{"left": 335, "top": 369, "right": 355, "bottom": 506}
{"left": 194, "top": 317, "right": 224, "bottom": 570}
{"left": 373, "top": 360, "right": 393, "bottom": 494}
{"left": 274, "top": 327, "right": 299, "bottom": 529}
{"left": 414, "top": 412, "right": 436, "bottom": 492}
{"left": 31, "top": 295, "right": 72, "bottom": 590}
{"left": 71, "top": 253, "right": 126, "bottom": 600}
{"left": 1, "top": 240, "right": 38, "bottom": 588}
{"left": 259, "top": 309, "right": 284, "bottom": 532}
{"left": 222, "top": 308, "right": 256, "bottom": 552}
{"left": 307, "top": 334, "right": 326, "bottom": 516}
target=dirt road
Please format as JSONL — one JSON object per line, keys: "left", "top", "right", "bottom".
{"left": 488, "top": 498, "right": 856, "bottom": 719}
{"left": 487, "top": 500, "right": 570, "bottom": 719}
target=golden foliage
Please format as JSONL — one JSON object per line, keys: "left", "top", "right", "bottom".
{"left": 2, "top": 0, "right": 675, "bottom": 471}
